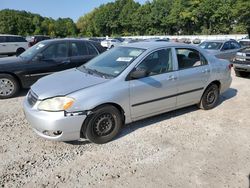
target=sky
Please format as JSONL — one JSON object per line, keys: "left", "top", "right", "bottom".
{"left": 0, "top": 0, "right": 147, "bottom": 22}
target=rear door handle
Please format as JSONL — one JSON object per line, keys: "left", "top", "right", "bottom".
{"left": 168, "top": 75, "right": 177, "bottom": 81}
{"left": 202, "top": 69, "right": 210, "bottom": 73}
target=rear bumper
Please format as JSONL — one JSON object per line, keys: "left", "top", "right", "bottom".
{"left": 220, "top": 77, "right": 232, "bottom": 94}
{"left": 23, "top": 97, "right": 86, "bottom": 141}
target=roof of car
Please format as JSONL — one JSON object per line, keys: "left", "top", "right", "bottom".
{"left": 41, "top": 38, "right": 91, "bottom": 43}
{"left": 0, "top": 34, "right": 23, "bottom": 37}
{"left": 122, "top": 41, "right": 194, "bottom": 50}
{"left": 202, "top": 39, "right": 238, "bottom": 43}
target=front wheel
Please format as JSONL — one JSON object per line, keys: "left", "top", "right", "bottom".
{"left": 199, "top": 84, "right": 219, "bottom": 110}
{"left": 82, "top": 105, "right": 122, "bottom": 144}
{"left": 0, "top": 74, "right": 20, "bottom": 99}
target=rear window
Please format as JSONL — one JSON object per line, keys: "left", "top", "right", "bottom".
{"left": 6, "top": 36, "right": 27, "bottom": 43}
{"left": 199, "top": 42, "right": 223, "bottom": 50}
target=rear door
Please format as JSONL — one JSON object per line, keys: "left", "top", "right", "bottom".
{"left": 129, "top": 48, "right": 178, "bottom": 119}
{"left": 175, "top": 48, "right": 210, "bottom": 107}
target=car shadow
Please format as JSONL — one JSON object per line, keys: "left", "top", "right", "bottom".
{"left": 18, "top": 89, "right": 29, "bottom": 97}
{"left": 248, "top": 174, "right": 250, "bottom": 188}
{"left": 64, "top": 140, "right": 90, "bottom": 145}
{"left": 116, "top": 87, "right": 237, "bottom": 141}
{"left": 218, "top": 88, "right": 238, "bottom": 105}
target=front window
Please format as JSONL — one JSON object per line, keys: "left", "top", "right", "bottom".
{"left": 42, "top": 42, "right": 68, "bottom": 59}
{"left": 136, "top": 48, "right": 173, "bottom": 76}
{"left": 79, "top": 47, "right": 145, "bottom": 78}
{"left": 199, "top": 42, "right": 223, "bottom": 50}
{"left": 19, "top": 41, "right": 48, "bottom": 59}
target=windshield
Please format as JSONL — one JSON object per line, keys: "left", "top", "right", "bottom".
{"left": 78, "top": 47, "right": 145, "bottom": 78}
{"left": 19, "top": 42, "right": 47, "bottom": 59}
{"left": 199, "top": 42, "right": 223, "bottom": 50}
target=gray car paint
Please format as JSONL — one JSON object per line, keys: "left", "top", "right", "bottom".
{"left": 24, "top": 42, "right": 232, "bottom": 141}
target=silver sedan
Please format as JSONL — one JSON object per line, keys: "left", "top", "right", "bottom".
{"left": 23, "top": 42, "right": 232, "bottom": 144}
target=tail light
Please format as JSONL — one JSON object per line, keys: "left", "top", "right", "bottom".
{"left": 228, "top": 63, "right": 233, "bottom": 70}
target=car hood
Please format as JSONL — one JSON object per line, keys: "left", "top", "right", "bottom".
{"left": 31, "top": 68, "right": 109, "bottom": 100}
{"left": 0, "top": 56, "right": 24, "bottom": 65}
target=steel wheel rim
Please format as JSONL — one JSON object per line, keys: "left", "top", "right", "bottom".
{"left": 93, "top": 113, "right": 115, "bottom": 137}
{"left": 206, "top": 87, "right": 218, "bottom": 105}
{"left": 0, "top": 78, "right": 15, "bottom": 96}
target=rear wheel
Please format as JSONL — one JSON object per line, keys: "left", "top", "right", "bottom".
{"left": 82, "top": 105, "right": 122, "bottom": 144}
{"left": 0, "top": 74, "right": 20, "bottom": 99}
{"left": 199, "top": 84, "right": 219, "bottom": 110}
{"left": 235, "top": 70, "right": 250, "bottom": 78}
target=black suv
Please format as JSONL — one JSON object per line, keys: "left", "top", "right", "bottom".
{"left": 0, "top": 39, "right": 106, "bottom": 99}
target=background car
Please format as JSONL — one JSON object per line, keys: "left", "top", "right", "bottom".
{"left": 23, "top": 42, "right": 232, "bottom": 144}
{"left": 238, "top": 39, "right": 250, "bottom": 47}
{"left": 0, "top": 39, "right": 105, "bottom": 99}
{"left": 199, "top": 39, "right": 242, "bottom": 61}
{"left": 101, "top": 39, "right": 121, "bottom": 49}
{"left": 233, "top": 47, "right": 250, "bottom": 77}
{"left": 26, "top": 35, "right": 51, "bottom": 47}
{"left": 0, "top": 34, "right": 28, "bottom": 56}
{"left": 192, "top": 38, "right": 201, "bottom": 45}
{"left": 144, "top": 38, "right": 170, "bottom": 42}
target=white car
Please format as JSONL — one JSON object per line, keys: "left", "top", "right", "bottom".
{"left": 101, "top": 39, "right": 121, "bottom": 49}
{"left": 0, "top": 34, "right": 28, "bottom": 56}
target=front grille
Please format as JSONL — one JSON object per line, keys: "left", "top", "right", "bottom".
{"left": 27, "top": 90, "right": 38, "bottom": 106}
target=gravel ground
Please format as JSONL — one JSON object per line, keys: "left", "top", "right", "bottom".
{"left": 0, "top": 73, "right": 250, "bottom": 188}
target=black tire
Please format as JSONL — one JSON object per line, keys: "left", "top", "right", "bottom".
{"left": 16, "top": 48, "right": 25, "bottom": 56}
{"left": 235, "top": 70, "right": 250, "bottom": 78}
{"left": 0, "top": 74, "right": 20, "bottom": 99}
{"left": 82, "top": 105, "right": 122, "bottom": 144}
{"left": 199, "top": 84, "right": 219, "bottom": 110}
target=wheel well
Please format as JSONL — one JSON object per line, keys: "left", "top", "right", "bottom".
{"left": 80, "top": 102, "right": 125, "bottom": 139}
{"left": 16, "top": 47, "right": 25, "bottom": 51}
{"left": 0, "top": 72, "right": 22, "bottom": 88}
{"left": 93, "top": 103, "right": 125, "bottom": 121}
{"left": 210, "top": 80, "right": 221, "bottom": 90}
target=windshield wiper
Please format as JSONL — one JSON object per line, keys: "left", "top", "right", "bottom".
{"left": 81, "top": 66, "right": 114, "bottom": 79}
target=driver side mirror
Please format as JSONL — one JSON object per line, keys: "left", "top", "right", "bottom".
{"left": 130, "top": 68, "right": 148, "bottom": 79}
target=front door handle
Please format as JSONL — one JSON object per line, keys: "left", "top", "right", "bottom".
{"left": 62, "top": 60, "right": 71, "bottom": 64}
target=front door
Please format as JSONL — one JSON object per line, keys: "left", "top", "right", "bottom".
{"left": 20, "top": 41, "right": 70, "bottom": 86}
{"left": 129, "top": 48, "right": 178, "bottom": 119}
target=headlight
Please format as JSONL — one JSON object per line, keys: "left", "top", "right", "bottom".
{"left": 38, "top": 97, "right": 75, "bottom": 112}
{"left": 236, "top": 52, "right": 246, "bottom": 57}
